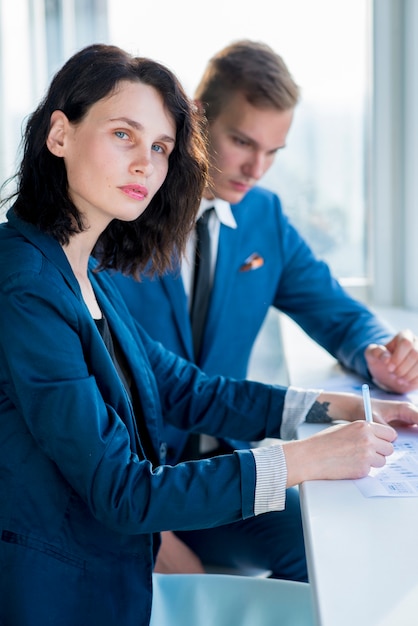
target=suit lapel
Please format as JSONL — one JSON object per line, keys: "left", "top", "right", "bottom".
{"left": 94, "top": 282, "right": 162, "bottom": 465}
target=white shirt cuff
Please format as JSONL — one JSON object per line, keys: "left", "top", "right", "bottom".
{"left": 280, "top": 386, "right": 322, "bottom": 440}
{"left": 251, "top": 444, "right": 287, "bottom": 516}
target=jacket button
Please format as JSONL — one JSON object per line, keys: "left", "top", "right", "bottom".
{"left": 159, "top": 442, "right": 167, "bottom": 461}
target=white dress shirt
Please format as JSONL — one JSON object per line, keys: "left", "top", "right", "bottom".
{"left": 180, "top": 197, "right": 322, "bottom": 513}
{"left": 181, "top": 198, "right": 237, "bottom": 306}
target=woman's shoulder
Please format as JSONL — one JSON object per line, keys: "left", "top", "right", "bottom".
{"left": 0, "top": 221, "right": 45, "bottom": 284}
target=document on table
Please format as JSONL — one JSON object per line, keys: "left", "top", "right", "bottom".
{"left": 314, "top": 372, "right": 418, "bottom": 497}
{"left": 355, "top": 427, "right": 418, "bottom": 497}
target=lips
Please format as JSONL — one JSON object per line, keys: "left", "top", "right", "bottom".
{"left": 230, "top": 180, "right": 252, "bottom": 193}
{"left": 120, "top": 184, "right": 148, "bottom": 200}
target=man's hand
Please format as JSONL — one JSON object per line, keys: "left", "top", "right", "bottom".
{"left": 365, "top": 329, "right": 418, "bottom": 393}
{"left": 154, "top": 531, "right": 206, "bottom": 574}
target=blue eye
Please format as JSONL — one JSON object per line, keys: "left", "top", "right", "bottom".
{"left": 152, "top": 144, "right": 164, "bottom": 154}
{"left": 115, "top": 130, "right": 128, "bottom": 140}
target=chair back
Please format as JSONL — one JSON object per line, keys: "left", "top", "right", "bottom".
{"left": 150, "top": 573, "right": 315, "bottom": 625}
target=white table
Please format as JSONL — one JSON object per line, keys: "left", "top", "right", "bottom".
{"left": 281, "top": 307, "right": 418, "bottom": 626}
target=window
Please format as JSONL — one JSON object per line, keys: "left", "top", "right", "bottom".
{"left": 0, "top": 0, "right": 108, "bottom": 217}
{"left": 2, "top": 0, "right": 417, "bottom": 310}
{"left": 43, "top": 0, "right": 108, "bottom": 78}
{"left": 371, "top": 0, "right": 418, "bottom": 310}
{"left": 108, "top": 0, "right": 371, "bottom": 285}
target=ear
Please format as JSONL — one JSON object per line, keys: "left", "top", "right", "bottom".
{"left": 46, "top": 110, "right": 69, "bottom": 157}
{"left": 193, "top": 99, "right": 205, "bottom": 115}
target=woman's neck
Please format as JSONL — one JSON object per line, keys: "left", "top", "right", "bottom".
{"left": 62, "top": 235, "right": 102, "bottom": 319}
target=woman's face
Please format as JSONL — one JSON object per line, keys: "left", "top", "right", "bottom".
{"left": 47, "top": 80, "right": 176, "bottom": 232}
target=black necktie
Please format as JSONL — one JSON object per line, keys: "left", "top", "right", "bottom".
{"left": 190, "top": 207, "right": 214, "bottom": 364}
{"left": 181, "top": 209, "right": 214, "bottom": 461}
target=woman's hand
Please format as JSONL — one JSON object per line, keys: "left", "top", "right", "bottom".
{"left": 283, "top": 420, "right": 397, "bottom": 486}
{"left": 313, "top": 390, "right": 418, "bottom": 427}
{"left": 367, "top": 397, "right": 418, "bottom": 428}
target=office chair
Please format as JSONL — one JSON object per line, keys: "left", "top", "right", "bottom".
{"left": 150, "top": 573, "right": 315, "bottom": 625}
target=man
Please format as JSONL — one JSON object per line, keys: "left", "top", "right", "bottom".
{"left": 112, "top": 40, "right": 418, "bottom": 580}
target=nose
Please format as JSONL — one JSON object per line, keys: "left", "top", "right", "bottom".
{"left": 242, "top": 152, "right": 267, "bottom": 181}
{"left": 131, "top": 148, "right": 154, "bottom": 177}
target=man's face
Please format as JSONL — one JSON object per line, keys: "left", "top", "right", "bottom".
{"left": 204, "top": 91, "right": 294, "bottom": 204}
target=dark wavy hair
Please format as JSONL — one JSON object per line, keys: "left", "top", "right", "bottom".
{"left": 6, "top": 44, "right": 208, "bottom": 278}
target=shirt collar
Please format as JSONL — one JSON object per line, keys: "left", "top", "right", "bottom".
{"left": 198, "top": 197, "right": 237, "bottom": 229}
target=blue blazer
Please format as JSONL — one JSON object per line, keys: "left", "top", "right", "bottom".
{"left": 0, "top": 210, "right": 287, "bottom": 626}
{"left": 113, "top": 186, "right": 393, "bottom": 462}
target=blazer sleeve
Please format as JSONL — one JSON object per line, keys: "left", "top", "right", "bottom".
{"left": 271, "top": 201, "right": 394, "bottom": 378}
{"left": 0, "top": 266, "right": 282, "bottom": 536}
{"left": 134, "top": 321, "right": 287, "bottom": 441}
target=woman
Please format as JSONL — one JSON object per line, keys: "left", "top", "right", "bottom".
{"left": 0, "top": 43, "right": 417, "bottom": 625}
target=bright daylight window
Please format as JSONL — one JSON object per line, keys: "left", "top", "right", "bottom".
{"left": 1, "top": 0, "right": 370, "bottom": 284}
{"left": 109, "top": 0, "right": 371, "bottom": 282}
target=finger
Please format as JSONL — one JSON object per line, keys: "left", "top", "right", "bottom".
{"left": 373, "top": 397, "right": 418, "bottom": 426}
{"left": 388, "top": 401, "right": 418, "bottom": 425}
{"left": 368, "top": 421, "right": 397, "bottom": 442}
{"left": 373, "top": 437, "right": 394, "bottom": 458}
{"left": 389, "top": 349, "right": 418, "bottom": 382}
{"left": 385, "top": 331, "right": 418, "bottom": 368}
{"left": 401, "top": 374, "right": 418, "bottom": 390}
{"left": 371, "top": 449, "right": 392, "bottom": 469}
{"left": 366, "top": 425, "right": 395, "bottom": 468}
{"left": 365, "top": 345, "right": 395, "bottom": 377}
{"left": 366, "top": 343, "right": 392, "bottom": 362}
{"left": 345, "top": 423, "right": 395, "bottom": 477}
{"left": 367, "top": 339, "right": 418, "bottom": 388}
{"left": 385, "top": 329, "right": 416, "bottom": 353}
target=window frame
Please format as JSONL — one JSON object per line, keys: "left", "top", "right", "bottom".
{"left": 370, "top": 0, "right": 418, "bottom": 310}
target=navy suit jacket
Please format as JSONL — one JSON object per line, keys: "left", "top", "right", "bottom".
{"left": 113, "top": 186, "right": 394, "bottom": 463}
{"left": 0, "top": 210, "right": 287, "bottom": 626}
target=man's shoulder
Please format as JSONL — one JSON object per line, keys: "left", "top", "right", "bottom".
{"left": 230, "top": 185, "right": 283, "bottom": 222}
{"left": 245, "top": 184, "right": 278, "bottom": 199}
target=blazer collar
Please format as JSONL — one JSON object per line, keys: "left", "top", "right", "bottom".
{"left": 7, "top": 208, "right": 81, "bottom": 298}
{"left": 90, "top": 262, "right": 163, "bottom": 465}
{"left": 6, "top": 211, "right": 162, "bottom": 463}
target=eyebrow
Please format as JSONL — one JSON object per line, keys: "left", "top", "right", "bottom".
{"left": 110, "top": 117, "right": 176, "bottom": 144}
{"left": 233, "top": 128, "right": 286, "bottom": 152}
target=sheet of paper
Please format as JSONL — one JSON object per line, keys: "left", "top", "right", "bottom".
{"left": 355, "top": 427, "right": 418, "bottom": 497}
{"left": 310, "top": 371, "right": 418, "bottom": 497}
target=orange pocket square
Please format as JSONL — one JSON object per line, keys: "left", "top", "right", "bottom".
{"left": 239, "top": 253, "right": 264, "bottom": 272}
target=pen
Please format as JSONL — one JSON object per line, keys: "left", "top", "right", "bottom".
{"left": 362, "top": 383, "right": 373, "bottom": 423}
